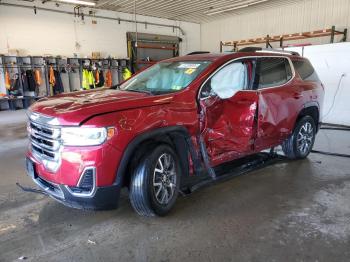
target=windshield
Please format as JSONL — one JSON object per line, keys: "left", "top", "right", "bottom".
{"left": 120, "top": 60, "right": 211, "bottom": 94}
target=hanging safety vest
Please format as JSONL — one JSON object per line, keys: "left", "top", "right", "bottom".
{"left": 105, "top": 70, "right": 112, "bottom": 87}
{"left": 82, "top": 69, "right": 95, "bottom": 90}
{"left": 122, "top": 68, "right": 132, "bottom": 80}
{"left": 95, "top": 70, "right": 100, "bottom": 86}
{"left": 5, "top": 69, "right": 11, "bottom": 89}
{"left": 34, "top": 69, "right": 42, "bottom": 86}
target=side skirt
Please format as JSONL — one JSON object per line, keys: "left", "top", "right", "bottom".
{"left": 180, "top": 152, "right": 286, "bottom": 195}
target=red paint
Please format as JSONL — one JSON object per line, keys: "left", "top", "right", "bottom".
{"left": 200, "top": 91, "right": 258, "bottom": 166}
{"left": 27, "top": 52, "right": 324, "bottom": 188}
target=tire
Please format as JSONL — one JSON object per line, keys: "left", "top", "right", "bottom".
{"left": 282, "top": 115, "right": 316, "bottom": 159}
{"left": 129, "top": 144, "right": 181, "bottom": 217}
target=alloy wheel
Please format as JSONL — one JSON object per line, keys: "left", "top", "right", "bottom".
{"left": 153, "top": 153, "right": 177, "bottom": 205}
{"left": 297, "top": 121, "right": 314, "bottom": 155}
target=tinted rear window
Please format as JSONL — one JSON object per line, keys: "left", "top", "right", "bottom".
{"left": 292, "top": 59, "right": 320, "bottom": 82}
{"left": 255, "top": 57, "right": 293, "bottom": 89}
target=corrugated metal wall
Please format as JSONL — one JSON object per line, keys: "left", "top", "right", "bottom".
{"left": 201, "top": 0, "right": 350, "bottom": 52}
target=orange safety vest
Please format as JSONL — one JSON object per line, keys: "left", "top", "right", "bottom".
{"left": 49, "top": 66, "right": 55, "bottom": 86}
{"left": 95, "top": 70, "right": 100, "bottom": 85}
{"left": 105, "top": 70, "right": 112, "bottom": 87}
{"left": 5, "top": 69, "right": 11, "bottom": 89}
{"left": 34, "top": 69, "right": 42, "bottom": 86}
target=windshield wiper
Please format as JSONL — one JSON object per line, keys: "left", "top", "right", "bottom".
{"left": 125, "top": 89, "right": 154, "bottom": 95}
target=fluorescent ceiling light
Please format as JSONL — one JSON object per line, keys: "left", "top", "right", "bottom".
{"left": 57, "top": 0, "right": 96, "bottom": 6}
{"left": 206, "top": 0, "right": 268, "bottom": 15}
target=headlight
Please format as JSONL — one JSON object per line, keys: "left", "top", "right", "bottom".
{"left": 61, "top": 127, "right": 107, "bottom": 146}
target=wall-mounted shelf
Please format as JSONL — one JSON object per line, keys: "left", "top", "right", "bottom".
{"left": 220, "top": 26, "right": 348, "bottom": 51}
{"left": 127, "top": 32, "right": 181, "bottom": 72}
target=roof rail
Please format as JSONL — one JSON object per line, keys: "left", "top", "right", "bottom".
{"left": 239, "top": 47, "right": 300, "bottom": 56}
{"left": 186, "top": 51, "right": 210, "bottom": 55}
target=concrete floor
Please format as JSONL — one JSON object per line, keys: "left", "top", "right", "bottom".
{"left": 1, "top": 110, "right": 350, "bottom": 262}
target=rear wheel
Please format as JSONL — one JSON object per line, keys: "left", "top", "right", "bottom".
{"left": 129, "top": 144, "right": 180, "bottom": 216}
{"left": 282, "top": 115, "right": 316, "bottom": 159}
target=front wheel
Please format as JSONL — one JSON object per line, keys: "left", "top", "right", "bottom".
{"left": 282, "top": 115, "right": 316, "bottom": 159}
{"left": 129, "top": 144, "right": 181, "bottom": 216}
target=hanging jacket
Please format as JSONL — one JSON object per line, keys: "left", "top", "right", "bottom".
{"left": 26, "top": 70, "right": 36, "bottom": 92}
{"left": 96, "top": 70, "right": 105, "bottom": 87}
{"left": 9, "top": 74, "right": 22, "bottom": 96}
{"left": 89, "top": 70, "right": 95, "bottom": 89}
{"left": 82, "top": 69, "right": 95, "bottom": 90}
{"left": 53, "top": 70, "right": 64, "bottom": 95}
{"left": 5, "top": 69, "right": 11, "bottom": 89}
{"left": 9, "top": 78, "right": 19, "bottom": 96}
{"left": 21, "top": 71, "right": 29, "bottom": 92}
{"left": 34, "top": 69, "right": 42, "bottom": 86}
{"left": 105, "top": 70, "right": 112, "bottom": 87}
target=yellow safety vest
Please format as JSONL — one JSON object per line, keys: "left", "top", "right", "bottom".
{"left": 82, "top": 69, "right": 95, "bottom": 90}
{"left": 122, "top": 68, "right": 132, "bottom": 81}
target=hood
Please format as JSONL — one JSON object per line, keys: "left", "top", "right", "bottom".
{"left": 30, "top": 89, "right": 174, "bottom": 125}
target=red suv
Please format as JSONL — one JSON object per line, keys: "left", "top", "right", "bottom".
{"left": 26, "top": 50, "right": 324, "bottom": 216}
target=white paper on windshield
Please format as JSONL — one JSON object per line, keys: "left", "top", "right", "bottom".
{"left": 178, "top": 63, "right": 201, "bottom": 69}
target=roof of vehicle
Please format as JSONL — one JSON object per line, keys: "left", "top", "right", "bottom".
{"left": 164, "top": 50, "right": 301, "bottom": 64}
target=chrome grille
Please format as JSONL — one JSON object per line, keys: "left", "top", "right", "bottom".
{"left": 28, "top": 120, "right": 61, "bottom": 162}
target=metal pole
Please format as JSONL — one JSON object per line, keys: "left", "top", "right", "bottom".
{"left": 79, "top": 59, "right": 83, "bottom": 90}
{"left": 134, "top": 0, "right": 138, "bottom": 47}
{"left": 330, "top": 25, "right": 335, "bottom": 43}
{"left": 343, "top": 28, "right": 348, "bottom": 42}
{"left": 44, "top": 61, "right": 50, "bottom": 97}
{"left": 0, "top": 2, "right": 186, "bottom": 35}
{"left": 266, "top": 35, "right": 270, "bottom": 48}
{"left": 16, "top": 57, "right": 24, "bottom": 97}
{"left": 67, "top": 58, "right": 73, "bottom": 92}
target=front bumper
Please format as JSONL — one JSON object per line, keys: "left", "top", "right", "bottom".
{"left": 26, "top": 157, "right": 121, "bottom": 210}
{"left": 54, "top": 183, "right": 121, "bottom": 210}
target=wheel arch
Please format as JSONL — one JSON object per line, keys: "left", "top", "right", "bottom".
{"left": 296, "top": 102, "right": 320, "bottom": 131}
{"left": 114, "top": 126, "right": 201, "bottom": 188}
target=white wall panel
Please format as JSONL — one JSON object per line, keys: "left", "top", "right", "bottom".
{"left": 201, "top": 0, "right": 350, "bottom": 52}
{"left": 286, "top": 43, "right": 350, "bottom": 126}
{"left": 0, "top": 1, "right": 200, "bottom": 58}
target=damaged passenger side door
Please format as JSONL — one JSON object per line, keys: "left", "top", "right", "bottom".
{"left": 253, "top": 57, "right": 296, "bottom": 151}
{"left": 199, "top": 58, "right": 259, "bottom": 166}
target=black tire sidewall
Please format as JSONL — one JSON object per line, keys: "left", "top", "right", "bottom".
{"left": 145, "top": 145, "right": 181, "bottom": 216}
{"left": 292, "top": 116, "right": 316, "bottom": 158}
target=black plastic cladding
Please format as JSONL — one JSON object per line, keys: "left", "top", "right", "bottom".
{"left": 114, "top": 126, "right": 203, "bottom": 188}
